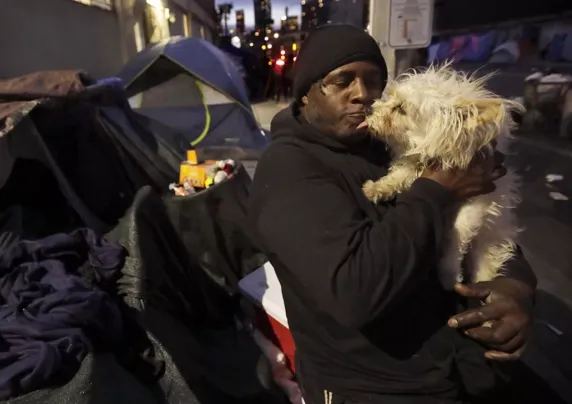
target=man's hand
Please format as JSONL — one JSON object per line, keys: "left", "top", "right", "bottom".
{"left": 421, "top": 149, "right": 507, "bottom": 200}
{"left": 447, "top": 278, "right": 535, "bottom": 361}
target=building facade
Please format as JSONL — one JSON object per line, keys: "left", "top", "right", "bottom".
{"left": 0, "top": 0, "right": 218, "bottom": 80}
{"left": 235, "top": 9, "right": 246, "bottom": 35}
{"left": 329, "top": 0, "right": 368, "bottom": 28}
{"left": 281, "top": 16, "right": 299, "bottom": 32}
{"left": 254, "top": 0, "right": 273, "bottom": 33}
{"left": 301, "top": 0, "right": 330, "bottom": 31}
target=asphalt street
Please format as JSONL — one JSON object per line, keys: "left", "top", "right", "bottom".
{"left": 251, "top": 101, "right": 572, "bottom": 401}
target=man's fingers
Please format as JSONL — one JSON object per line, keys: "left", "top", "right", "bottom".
{"left": 454, "top": 283, "right": 492, "bottom": 299}
{"left": 484, "top": 345, "right": 526, "bottom": 361}
{"left": 464, "top": 322, "right": 526, "bottom": 351}
{"left": 448, "top": 303, "right": 499, "bottom": 329}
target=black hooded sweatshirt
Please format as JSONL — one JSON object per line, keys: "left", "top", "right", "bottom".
{"left": 248, "top": 106, "right": 537, "bottom": 402}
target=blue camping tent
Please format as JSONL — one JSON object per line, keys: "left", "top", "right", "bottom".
{"left": 117, "top": 36, "right": 268, "bottom": 156}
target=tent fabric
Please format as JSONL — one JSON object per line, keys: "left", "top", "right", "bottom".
{"left": 116, "top": 36, "right": 268, "bottom": 152}
{"left": 432, "top": 33, "right": 496, "bottom": 63}
{"left": 545, "top": 34, "right": 568, "bottom": 62}
{"left": 461, "top": 32, "right": 495, "bottom": 62}
{"left": 118, "top": 37, "right": 250, "bottom": 110}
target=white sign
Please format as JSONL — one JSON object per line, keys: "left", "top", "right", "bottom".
{"left": 387, "top": 0, "right": 434, "bottom": 49}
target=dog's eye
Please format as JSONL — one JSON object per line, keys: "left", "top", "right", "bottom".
{"left": 393, "top": 104, "right": 406, "bottom": 115}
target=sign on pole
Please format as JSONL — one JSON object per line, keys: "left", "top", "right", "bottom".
{"left": 387, "top": 0, "right": 434, "bottom": 49}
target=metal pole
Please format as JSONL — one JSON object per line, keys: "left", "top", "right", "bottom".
{"left": 368, "top": 0, "right": 397, "bottom": 80}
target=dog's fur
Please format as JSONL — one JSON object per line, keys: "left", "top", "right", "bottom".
{"left": 362, "top": 65, "right": 525, "bottom": 290}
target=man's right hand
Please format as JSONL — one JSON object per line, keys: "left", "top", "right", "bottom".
{"left": 421, "top": 150, "right": 507, "bottom": 200}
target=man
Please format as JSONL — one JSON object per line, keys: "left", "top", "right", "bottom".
{"left": 249, "top": 25, "right": 537, "bottom": 404}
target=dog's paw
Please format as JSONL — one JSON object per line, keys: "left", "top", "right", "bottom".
{"left": 363, "top": 180, "right": 380, "bottom": 203}
{"left": 363, "top": 180, "right": 392, "bottom": 203}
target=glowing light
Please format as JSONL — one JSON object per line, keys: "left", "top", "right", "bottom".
{"left": 293, "top": 56, "right": 297, "bottom": 62}
{"left": 267, "top": 44, "right": 273, "bottom": 49}
{"left": 280, "top": 55, "right": 285, "bottom": 60}
{"left": 276, "top": 59, "right": 285, "bottom": 66}
{"left": 254, "top": 32, "right": 260, "bottom": 36}
{"left": 280, "top": 50, "right": 286, "bottom": 55}
{"left": 261, "top": 45, "right": 266, "bottom": 50}
{"left": 292, "top": 43, "right": 297, "bottom": 51}
{"left": 273, "top": 33, "right": 279, "bottom": 38}
{"left": 249, "top": 42, "right": 254, "bottom": 47}
{"left": 264, "top": 36, "right": 269, "bottom": 41}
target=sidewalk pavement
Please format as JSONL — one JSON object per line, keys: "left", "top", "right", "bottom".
{"left": 253, "top": 100, "right": 289, "bottom": 130}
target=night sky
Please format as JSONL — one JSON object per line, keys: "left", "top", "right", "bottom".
{"left": 215, "top": 0, "right": 302, "bottom": 29}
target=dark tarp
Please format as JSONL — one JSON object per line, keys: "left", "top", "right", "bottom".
{"left": 116, "top": 36, "right": 268, "bottom": 159}
{"left": 0, "top": 70, "right": 181, "bottom": 238}
{"left": 0, "top": 71, "right": 275, "bottom": 403}
{"left": 0, "top": 70, "right": 264, "bottom": 289}
{"left": 105, "top": 186, "right": 280, "bottom": 404}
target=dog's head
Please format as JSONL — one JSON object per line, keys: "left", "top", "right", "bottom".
{"left": 364, "top": 65, "right": 524, "bottom": 169}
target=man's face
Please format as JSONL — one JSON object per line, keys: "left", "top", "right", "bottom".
{"left": 300, "top": 61, "right": 385, "bottom": 141}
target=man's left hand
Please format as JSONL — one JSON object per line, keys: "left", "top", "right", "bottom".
{"left": 447, "top": 278, "right": 535, "bottom": 361}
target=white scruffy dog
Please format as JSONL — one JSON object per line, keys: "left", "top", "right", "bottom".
{"left": 361, "top": 65, "right": 524, "bottom": 290}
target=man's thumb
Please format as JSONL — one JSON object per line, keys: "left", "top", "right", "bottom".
{"left": 454, "top": 283, "right": 491, "bottom": 299}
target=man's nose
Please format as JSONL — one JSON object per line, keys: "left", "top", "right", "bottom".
{"left": 350, "top": 79, "right": 373, "bottom": 104}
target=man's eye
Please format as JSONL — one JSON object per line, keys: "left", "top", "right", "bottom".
{"left": 334, "top": 79, "right": 352, "bottom": 87}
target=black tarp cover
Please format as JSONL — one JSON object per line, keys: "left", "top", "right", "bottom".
{"left": 0, "top": 71, "right": 274, "bottom": 403}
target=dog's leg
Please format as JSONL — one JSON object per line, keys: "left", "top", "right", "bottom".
{"left": 470, "top": 207, "right": 519, "bottom": 283}
{"left": 439, "top": 200, "right": 487, "bottom": 289}
{"left": 363, "top": 162, "right": 417, "bottom": 203}
{"left": 469, "top": 172, "right": 520, "bottom": 283}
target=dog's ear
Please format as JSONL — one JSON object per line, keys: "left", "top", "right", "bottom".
{"left": 456, "top": 98, "right": 505, "bottom": 129}
{"left": 475, "top": 99, "right": 505, "bottom": 126}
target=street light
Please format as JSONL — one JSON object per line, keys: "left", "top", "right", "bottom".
{"left": 249, "top": 42, "right": 254, "bottom": 47}
{"left": 264, "top": 36, "right": 269, "bottom": 41}
{"left": 267, "top": 44, "right": 273, "bottom": 49}
{"left": 273, "top": 33, "right": 279, "bottom": 38}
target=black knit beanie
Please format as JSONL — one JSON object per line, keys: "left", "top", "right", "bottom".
{"left": 292, "top": 24, "right": 388, "bottom": 101}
